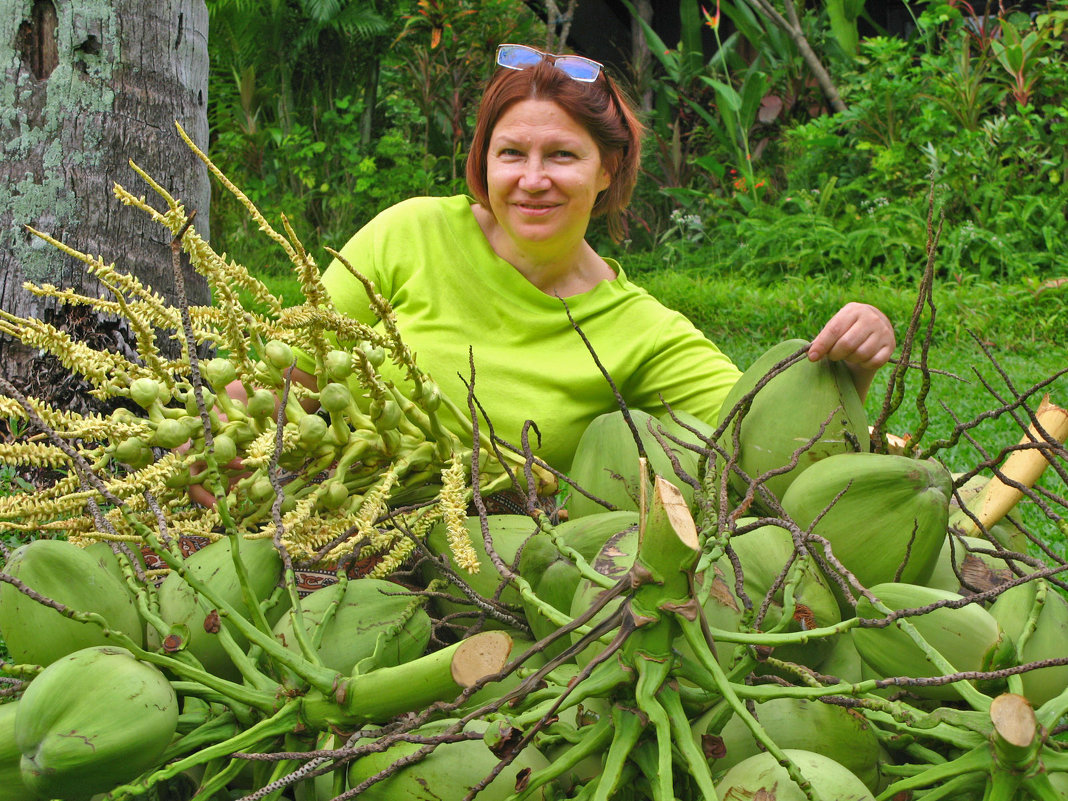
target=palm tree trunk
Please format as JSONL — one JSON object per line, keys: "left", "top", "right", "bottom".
{"left": 0, "top": 0, "right": 210, "bottom": 406}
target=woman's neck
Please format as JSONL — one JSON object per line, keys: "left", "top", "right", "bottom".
{"left": 471, "top": 204, "right": 615, "bottom": 297}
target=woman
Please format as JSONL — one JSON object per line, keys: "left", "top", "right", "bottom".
{"left": 192, "top": 44, "right": 893, "bottom": 513}
{"left": 302, "top": 44, "right": 894, "bottom": 473}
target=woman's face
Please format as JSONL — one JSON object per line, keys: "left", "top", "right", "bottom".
{"left": 484, "top": 98, "right": 611, "bottom": 254}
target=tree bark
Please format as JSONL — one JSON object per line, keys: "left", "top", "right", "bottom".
{"left": 631, "top": 0, "right": 654, "bottom": 114}
{"left": 0, "top": 0, "right": 210, "bottom": 402}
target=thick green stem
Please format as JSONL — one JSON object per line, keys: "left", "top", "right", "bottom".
{"left": 865, "top": 594, "right": 992, "bottom": 712}
{"left": 225, "top": 530, "right": 276, "bottom": 648}
{"left": 885, "top": 772, "right": 985, "bottom": 801}
{"left": 137, "top": 529, "right": 341, "bottom": 693}
{"left": 158, "top": 711, "right": 240, "bottom": 762}
{"left": 629, "top": 740, "right": 670, "bottom": 801}
{"left": 1022, "top": 772, "right": 1068, "bottom": 801}
{"left": 984, "top": 768, "right": 1025, "bottom": 801}
{"left": 660, "top": 684, "right": 719, "bottom": 801}
{"left": 677, "top": 615, "right": 818, "bottom": 801}
{"left": 1036, "top": 681, "right": 1068, "bottom": 729}
{"left": 875, "top": 747, "right": 992, "bottom": 800}
{"left": 590, "top": 705, "right": 646, "bottom": 801}
{"left": 114, "top": 703, "right": 301, "bottom": 796}
{"left": 634, "top": 654, "right": 675, "bottom": 801}
{"left": 513, "top": 713, "right": 614, "bottom": 801}
{"left": 182, "top": 756, "right": 251, "bottom": 800}
{"left": 511, "top": 657, "right": 633, "bottom": 728}
{"left": 301, "top": 631, "right": 512, "bottom": 728}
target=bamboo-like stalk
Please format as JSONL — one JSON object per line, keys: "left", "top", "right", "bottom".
{"left": 955, "top": 395, "right": 1068, "bottom": 536}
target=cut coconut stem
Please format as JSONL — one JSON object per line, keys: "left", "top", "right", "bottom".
{"left": 989, "top": 693, "right": 1040, "bottom": 769}
{"left": 961, "top": 395, "right": 1068, "bottom": 535}
{"left": 302, "top": 631, "right": 512, "bottom": 728}
{"left": 636, "top": 475, "right": 700, "bottom": 597}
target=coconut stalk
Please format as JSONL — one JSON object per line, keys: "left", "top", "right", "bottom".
{"left": 952, "top": 395, "right": 1068, "bottom": 537}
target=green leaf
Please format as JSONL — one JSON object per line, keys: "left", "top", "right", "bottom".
{"left": 701, "top": 77, "right": 742, "bottom": 111}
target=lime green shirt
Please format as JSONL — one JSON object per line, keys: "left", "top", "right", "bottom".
{"left": 317, "top": 195, "right": 740, "bottom": 471}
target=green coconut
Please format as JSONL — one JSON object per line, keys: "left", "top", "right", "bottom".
{"left": 780, "top": 452, "right": 952, "bottom": 610}
{"left": 853, "top": 582, "right": 1015, "bottom": 701}
{"left": 154, "top": 536, "right": 286, "bottom": 681}
{"left": 989, "top": 578, "right": 1068, "bottom": 707}
{"left": 518, "top": 511, "right": 639, "bottom": 659}
{"left": 346, "top": 718, "right": 551, "bottom": 800}
{"left": 0, "top": 539, "right": 143, "bottom": 667}
{"left": 719, "top": 520, "right": 841, "bottom": 669}
{"left": 271, "top": 577, "right": 431, "bottom": 677}
{"left": 566, "top": 409, "right": 704, "bottom": 519}
{"left": 422, "top": 514, "right": 537, "bottom": 623}
{"left": 15, "top": 646, "right": 178, "bottom": 801}
{"left": 714, "top": 338, "right": 868, "bottom": 512}
{"left": 714, "top": 748, "right": 875, "bottom": 801}
{"left": 0, "top": 703, "right": 36, "bottom": 801}
{"left": 696, "top": 697, "right": 883, "bottom": 792}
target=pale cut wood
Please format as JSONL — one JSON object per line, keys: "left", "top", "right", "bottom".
{"left": 451, "top": 631, "right": 513, "bottom": 688}
{"left": 655, "top": 475, "right": 699, "bottom": 551}
{"left": 990, "top": 693, "right": 1036, "bottom": 749}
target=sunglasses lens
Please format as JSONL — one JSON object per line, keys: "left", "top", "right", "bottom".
{"left": 497, "top": 45, "right": 542, "bottom": 70}
{"left": 496, "top": 44, "right": 603, "bottom": 83}
{"left": 555, "top": 57, "right": 600, "bottom": 82}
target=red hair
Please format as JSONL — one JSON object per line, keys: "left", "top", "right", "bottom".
{"left": 466, "top": 57, "right": 644, "bottom": 242}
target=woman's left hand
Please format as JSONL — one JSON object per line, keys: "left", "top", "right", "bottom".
{"left": 808, "top": 302, "right": 895, "bottom": 400}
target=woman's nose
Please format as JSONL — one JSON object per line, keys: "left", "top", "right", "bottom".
{"left": 518, "top": 159, "right": 550, "bottom": 190}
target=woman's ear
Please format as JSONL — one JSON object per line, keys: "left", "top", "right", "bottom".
{"left": 597, "top": 164, "right": 612, "bottom": 193}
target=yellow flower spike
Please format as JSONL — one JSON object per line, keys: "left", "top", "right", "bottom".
{"left": 0, "top": 314, "right": 132, "bottom": 390}
{"left": 368, "top": 537, "right": 417, "bottom": 578}
{"left": 0, "top": 442, "right": 80, "bottom": 470}
{"left": 277, "top": 306, "right": 387, "bottom": 351}
{"left": 242, "top": 425, "right": 302, "bottom": 470}
{"left": 439, "top": 457, "right": 478, "bottom": 574}
{"left": 356, "top": 467, "right": 400, "bottom": 547}
{"left": 175, "top": 122, "right": 300, "bottom": 265}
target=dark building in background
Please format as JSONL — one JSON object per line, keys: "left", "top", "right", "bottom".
{"left": 526, "top": 0, "right": 958, "bottom": 73}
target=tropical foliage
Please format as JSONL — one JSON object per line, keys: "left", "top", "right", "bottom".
{"left": 206, "top": 0, "right": 542, "bottom": 264}
{"left": 204, "top": 0, "right": 1068, "bottom": 299}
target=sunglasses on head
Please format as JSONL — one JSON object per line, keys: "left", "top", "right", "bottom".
{"left": 495, "top": 43, "right": 603, "bottom": 83}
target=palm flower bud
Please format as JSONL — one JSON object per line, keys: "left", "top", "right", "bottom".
{"left": 324, "top": 350, "right": 353, "bottom": 381}
{"left": 129, "top": 377, "right": 162, "bottom": 409}
{"left": 245, "top": 389, "right": 276, "bottom": 420}
{"left": 264, "top": 340, "right": 295, "bottom": 370}
{"left": 202, "top": 358, "right": 237, "bottom": 390}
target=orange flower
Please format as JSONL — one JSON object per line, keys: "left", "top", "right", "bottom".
{"left": 702, "top": 0, "right": 721, "bottom": 31}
